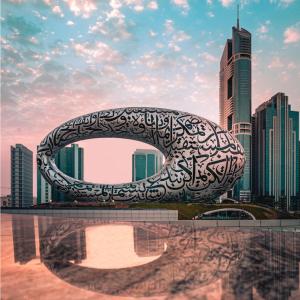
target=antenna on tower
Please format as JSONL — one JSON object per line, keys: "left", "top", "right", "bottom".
{"left": 237, "top": 3, "right": 240, "bottom": 30}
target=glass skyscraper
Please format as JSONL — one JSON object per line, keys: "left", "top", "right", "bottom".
{"left": 51, "top": 144, "right": 84, "bottom": 202}
{"left": 219, "top": 20, "right": 252, "bottom": 201}
{"left": 132, "top": 149, "right": 163, "bottom": 181}
{"left": 10, "top": 144, "right": 33, "bottom": 207}
{"left": 37, "top": 168, "right": 52, "bottom": 205}
{"left": 252, "top": 92, "right": 299, "bottom": 211}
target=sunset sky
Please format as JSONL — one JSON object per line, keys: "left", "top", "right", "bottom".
{"left": 1, "top": 0, "right": 300, "bottom": 196}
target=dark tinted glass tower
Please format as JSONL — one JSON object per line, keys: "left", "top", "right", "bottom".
{"left": 219, "top": 19, "right": 251, "bottom": 201}
{"left": 252, "top": 93, "right": 299, "bottom": 211}
{"left": 51, "top": 144, "right": 84, "bottom": 202}
{"left": 37, "top": 168, "right": 52, "bottom": 205}
{"left": 132, "top": 149, "right": 163, "bottom": 181}
{"left": 10, "top": 144, "right": 33, "bottom": 207}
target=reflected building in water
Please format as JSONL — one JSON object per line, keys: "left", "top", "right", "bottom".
{"left": 37, "top": 217, "right": 86, "bottom": 264}
{"left": 12, "top": 215, "right": 36, "bottom": 264}
{"left": 7, "top": 217, "right": 300, "bottom": 299}
{"left": 62, "top": 230, "right": 87, "bottom": 264}
{"left": 225, "top": 230, "right": 300, "bottom": 300}
{"left": 133, "top": 227, "right": 164, "bottom": 257}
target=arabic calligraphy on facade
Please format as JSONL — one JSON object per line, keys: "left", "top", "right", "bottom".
{"left": 37, "top": 107, "right": 245, "bottom": 202}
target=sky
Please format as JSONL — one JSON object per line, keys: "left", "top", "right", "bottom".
{"left": 1, "top": 0, "right": 300, "bottom": 196}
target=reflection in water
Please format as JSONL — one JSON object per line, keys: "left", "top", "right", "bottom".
{"left": 134, "top": 227, "right": 165, "bottom": 257}
{"left": 2, "top": 215, "right": 300, "bottom": 299}
{"left": 61, "top": 229, "right": 86, "bottom": 264}
{"left": 78, "top": 225, "right": 163, "bottom": 269}
{"left": 12, "top": 215, "right": 36, "bottom": 264}
{"left": 227, "top": 230, "right": 300, "bottom": 300}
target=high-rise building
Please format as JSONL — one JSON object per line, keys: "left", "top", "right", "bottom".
{"left": 37, "top": 168, "right": 52, "bottom": 205}
{"left": 132, "top": 149, "right": 163, "bottom": 181}
{"left": 10, "top": 144, "right": 33, "bottom": 207}
{"left": 0, "top": 195, "right": 11, "bottom": 207}
{"left": 219, "top": 16, "right": 252, "bottom": 201}
{"left": 252, "top": 92, "right": 299, "bottom": 211}
{"left": 51, "top": 144, "right": 84, "bottom": 202}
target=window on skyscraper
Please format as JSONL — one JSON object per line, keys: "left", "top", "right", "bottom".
{"left": 227, "top": 76, "right": 233, "bottom": 99}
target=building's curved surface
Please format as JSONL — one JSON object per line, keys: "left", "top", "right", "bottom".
{"left": 37, "top": 107, "right": 245, "bottom": 202}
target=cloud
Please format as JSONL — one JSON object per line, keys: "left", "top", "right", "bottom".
{"left": 163, "top": 20, "right": 190, "bottom": 53}
{"left": 268, "top": 56, "right": 284, "bottom": 69}
{"left": 89, "top": 12, "right": 132, "bottom": 41}
{"left": 52, "top": 5, "right": 64, "bottom": 17}
{"left": 135, "top": 52, "right": 175, "bottom": 70}
{"left": 164, "top": 19, "right": 175, "bottom": 33}
{"left": 108, "top": 0, "right": 157, "bottom": 13}
{"left": 89, "top": 20, "right": 108, "bottom": 35}
{"left": 284, "top": 25, "right": 300, "bottom": 44}
{"left": 133, "top": 5, "right": 144, "bottom": 12}
{"left": 148, "top": 1, "right": 158, "bottom": 9}
{"left": 258, "top": 25, "right": 268, "bottom": 34}
{"left": 205, "top": 40, "right": 215, "bottom": 47}
{"left": 29, "top": 36, "right": 39, "bottom": 44}
{"left": 149, "top": 30, "right": 157, "bottom": 37}
{"left": 109, "top": 0, "right": 122, "bottom": 9}
{"left": 257, "top": 21, "right": 271, "bottom": 40}
{"left": 194, "top": 73, "right": 211, "bottom": 88}
{"left": 219, "top": 0, "right": 234, "bottom": 7}
{"left": 168, "top": 41, "right": 181, "bottom": 52}
{"left": 72, "top": 41, "right": 123, "bottom": 64}
{"left": 270, "top": 0, "right": 295, "bottom": 7}
{"left": 33, "top": 10, "right": 47, "bottom": 21}
{"left": 181, "top": 55, "right": 198, "bottom": 68}
{"left": 287, "top": 62, "right": 296, "bottom": 69}
{"left": 64, "top": 0, "right": 97, "bottom": 18}
{"left": 199, "top": 52, "right": 218, "bottom": 63}
{"left": 171, "top": 0, "right": 190, "bottom": 14}
{"left": 173, "top": 30, "right": 191, "bottom": 42}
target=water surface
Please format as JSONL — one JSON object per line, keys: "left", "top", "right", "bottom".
{"left": 1, "top": 214, "right": 299, "bottom": 300}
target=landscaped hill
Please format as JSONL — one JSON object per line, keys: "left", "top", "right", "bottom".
{"left": 129, "top": 202, "right": 294, "bottom": 220}
{"left": 29, "top": 201, "right": 298, "bottom": 220}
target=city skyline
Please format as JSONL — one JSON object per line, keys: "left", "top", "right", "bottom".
{"left": 1, "top": 0, "right": 300, "bottom": 196}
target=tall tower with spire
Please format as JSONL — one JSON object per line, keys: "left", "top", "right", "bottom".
{"left": 237, "top": 4, "right": 240, "bottom": 30}
{"left": 219, "top": 7, "right": 252, "bottom": 201}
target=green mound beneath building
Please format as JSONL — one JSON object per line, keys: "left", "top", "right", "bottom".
{"left": 32, "top": 202, "right": 299, "bottom": 220}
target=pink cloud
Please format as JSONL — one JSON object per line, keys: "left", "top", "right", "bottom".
{"left": 171, "top": 0, "right": 190, "bottom": 14}
{"left": 148, "top": 1, "right": 158, "bottom": 10}
{"left": 52, "top": 5, "right": 64, "bottom": 17}
{"left": 219, "top": 0, "right": 233, "bottom": 7}
{"left": 64, "top": 0, "right": 97, "bottom": 18}
{"left": 284, "top": 26, "right": 300, "bottom": 44}
{"left": 72, "top": 41, "right": 123, "bottom": 64}
{"left": 267, "top": 56, "right": 284, "bottom": 69}
{"left": 200, "top": 52, "right": 218, "bottom": 63}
